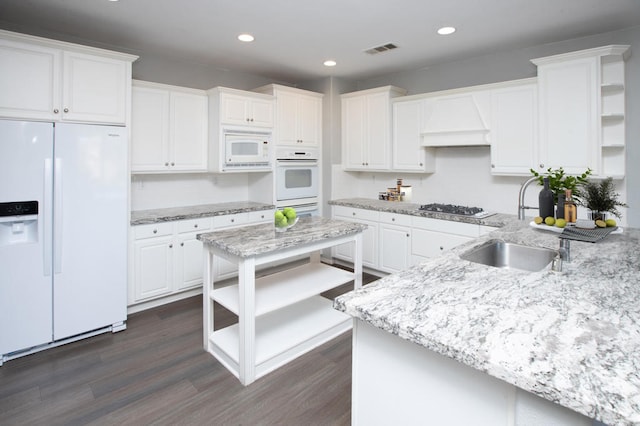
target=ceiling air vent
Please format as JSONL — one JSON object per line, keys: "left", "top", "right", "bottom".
{"left": 364, "top": 43, "right": 398, "bottom": 55}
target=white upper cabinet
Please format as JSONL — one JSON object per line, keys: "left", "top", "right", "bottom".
{"left": 131, "top": 81, "right": 208, "bottom": 173}
{"left": 531, "top": 45, "right": 629, "bottom": 178}
{"left": 342, "top": 86, "right": 406, "bottom": 171}
{"left": 489, "top": 79, "right": 538, "bottom": 175}
{"left": 0, "top": 30, "right": 136, "bottom": 125}
{"left": 392, "top": 98, "right": 435, "bottom": 173}
{"left": 212, "top": 87, "right": 274, "bottom": 128}
{"left": 254, "top": 84, "right": 323, "bottom": 147}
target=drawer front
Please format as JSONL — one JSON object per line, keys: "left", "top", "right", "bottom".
{"left": 134, "top": 222, "right": 173, "bottom": 239}
{"left": 412, "top": 216, "right": 480, "bottom": 237}
{"left": 177, "top": 217, "right": 212, "bottom": 234}
{"left": 213, "top": 212, "right": 249, "bottom": 228}
{"left": 333, "top": 206, "right": 379, "bottom": 221}
{"left": 379, "top": 211, "right": 412, "bottom": 227}
{"left": 248, "top": 209, "right": 273, "bottom": 223}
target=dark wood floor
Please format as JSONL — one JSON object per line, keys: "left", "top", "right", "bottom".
{"left": 0, "top": 268, "right": 379, "bottom": 425}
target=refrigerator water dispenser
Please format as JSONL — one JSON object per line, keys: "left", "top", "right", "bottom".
{"left": 0, "top": 201, "right": 39, "bottom": 245}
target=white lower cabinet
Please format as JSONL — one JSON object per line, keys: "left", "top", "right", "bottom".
{"left": 411, "top": 217, "right": 477, "bottom": 264}
{"left": 332, "top": 206, "right": 379, "bottom": 269}
{"left": 378, "top": 212, "right": 412, "bottom": 273}
{"left": 332, "top": 205, "right": 497, "bottom": 273}
{"left": 130, "top": 210, "right": 272, "bottom": 310}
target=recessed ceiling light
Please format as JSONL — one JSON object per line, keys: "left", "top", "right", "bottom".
{"left": 323, "top": 60, "right": 337, "bottom": 67}
{"left": 238, "top": 34, "right": 254, "bottom": 42}
{"left": 437, "top": 26, "right": 456, "bottom": 35}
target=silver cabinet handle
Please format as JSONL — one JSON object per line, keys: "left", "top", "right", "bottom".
{"left": 153, "top": 229, "right": 157, "bottom": 234}
{"left": 419, "top": 162, "right": 423, "bottom": 166}
{"left": 231, "top": 219, "right": 235, "bottom": 223}
{"left": 53, "top": 108, "right": 59, "bottom": 114}
{"left": 440, "top": 246, "right": 444, "bottom": 250}
{"left": 171, "top": 162, "right": 175, "bottom": 166}
{"left": 165, "top": 162, "right": 169, "bottom": 166}
{"left": 63, "top": 108, "right": 69, "bottom": 113}
{"left": 352, "top": 212, "right": 356, "bottom": 216}
{"left": 392, "top": 218, "right": 395, "bottom": 221}
{"left": 540, "top": 164, "right": 545, "bottom": 168}
{"left": 194, "top": 224, "right": 198, "bottom": 228}
{"left": 180, "top": 242, "right": 184, "bottom": 247}
{"left": 406, "top": 233, "right": 410, "bottom": 237}
{"left": 169, "top": 244, "right": 173, "bottom": 248}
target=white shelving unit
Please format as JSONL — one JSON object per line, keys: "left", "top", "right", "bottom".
{"left": 201, "top": 222, "right": 363, "bottom": 386}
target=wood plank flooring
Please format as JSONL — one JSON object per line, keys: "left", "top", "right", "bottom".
{"left": 0, "top": 268, "right": 379, "bottom": 425}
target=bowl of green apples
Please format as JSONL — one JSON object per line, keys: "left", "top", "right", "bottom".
{"left": 274, "top": 207, "right": 298, "bottom": 232}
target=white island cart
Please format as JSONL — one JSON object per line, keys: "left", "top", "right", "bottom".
{"left": 197, "top": 216, "right": 366, "bottom": 386}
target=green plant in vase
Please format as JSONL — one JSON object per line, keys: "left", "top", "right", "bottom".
{"left": 530, "top": 167, "right": 592, "bottom": 203}
{"left": 579, "top": 177, "right": 627, "bottom": 220}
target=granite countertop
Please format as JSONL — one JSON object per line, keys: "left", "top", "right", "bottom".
{"left": 131, "top": 201, "right": 275, "bottom": 225}
{"left": 329, "top": 197, "right": 512, "bottom": 227}
{"left": 197, "top": 216, "right": 367, "bottom": 258}
{"left": 334, "top": 219, "right": 640, "bottom": 425}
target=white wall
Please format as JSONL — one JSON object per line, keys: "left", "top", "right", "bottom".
{"left": 130, "top": 173, "right": 250, "bottom": 211}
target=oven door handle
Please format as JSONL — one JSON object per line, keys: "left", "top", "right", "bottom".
{"left": 276, "top": 160, "right": 318, "bottom": 167}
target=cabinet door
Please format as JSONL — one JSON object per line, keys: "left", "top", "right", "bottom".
{"left": 131, "top": 86, "right": 170, "bottom": 172}
{"left": 297, "top": 95, "right": 321, "bottom": 146}
{"left": 537, "top": 57, "right": 599, "bottom": 175}
{"left": 379, "top": 224, "right": 411, "bottom": 273}
{"left": 276, "top": 91, "right": 300, "bottom": 145}
{"left": 220, "top": 93, "right": 250, "bottom": 125}
{"left": 174, "top": 233, "right": 205, "bottom": 291}
{"left": 133, "top": 236, "right": 173, "bottom": 301}
{"left": 249, "top": 98, "right": 274, "bottom": 127}
{"left": 412, "top": 228, "right": 472, "bottom": 259}
{"left": 490, "top": 83, "right": 538, "bottom": 175}
{"left": 366, "top": 92, "right": 391, "bottom": 170}
{"left": 62, "top": 51, "right": 128, "bottom": 124}
{"left": 334, "top": 218, "right": 378, "bottom": 269}
{"left": 342, "top": 96, "right": 366, "bottom": 169}
{"left": 170, "top": 92, "right": 208, "bottom": 171}
{"left": 0, "top": 39, "right": 60, "bottom": 121}
{"left": 392, "top": 99, "right": 434, "bottom": 172}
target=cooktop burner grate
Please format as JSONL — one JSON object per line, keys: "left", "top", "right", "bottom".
{"left": 419, "top": 203, "right": 487, "bottom": 217}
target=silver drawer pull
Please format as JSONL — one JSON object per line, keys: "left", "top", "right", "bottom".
{"left": 153, "top": 229, "right": 157, "bottom": 234}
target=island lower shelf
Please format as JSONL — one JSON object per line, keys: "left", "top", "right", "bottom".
{"left": 209, "top": 296, "right": 351, "bottom": 380}
{"left": 211, "top": 262, "right": 355, "bottom": 316}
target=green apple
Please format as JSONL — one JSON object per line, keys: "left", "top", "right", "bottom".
{"left": 276, "top": 217, "right": 289, "bottom": 228}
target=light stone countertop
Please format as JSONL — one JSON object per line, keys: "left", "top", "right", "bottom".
{"left": 333, "top": 218, "right": 640, "bottom": 426}
{"left": 329, "top": 197, "right": 513, "bottom": 227}
{"left": 130, "top": 201, "right": 275, "bottom": 225}
{"left": 197, "top": 216, "right": 367, "bottom": 258}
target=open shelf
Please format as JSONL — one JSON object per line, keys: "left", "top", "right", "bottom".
{"left": 209, "top": 296, "right": 351, "bottom": 378}
{"left": 211, "top": 262, "right": 354, "bottom": 317}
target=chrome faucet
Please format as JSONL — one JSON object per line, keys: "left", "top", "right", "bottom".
{"left": 552, "top": 239, "right": 571, "bottom": 272}
{"left": 518, "top": 176, "right": 539, "bottom": 220}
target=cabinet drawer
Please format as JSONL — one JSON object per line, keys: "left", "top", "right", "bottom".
{"left": 248, "top": 209, "right": 273, "bottom": 223}
{"left": 412, "top": 216, "right": 480, "bottom": 237}
{"left": 412, "top": 228, "right": 472, "bottom": 258}
{"left": 177, "top": 217, "right": 212, "bottom": 234}
{"left": 213, "top": 212, "right": 249, "bottom": 228}
{"left": 134, "top": 222, "right": 173, "bottom": 239}
{"left": 379, "top": 212, "right": 412, "bottom": 227}
{"left": 333, "top": 206, "right": 379, "bottom": 222}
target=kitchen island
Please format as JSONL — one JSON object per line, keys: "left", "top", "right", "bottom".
{"left": 334, "top": 219, "right": 640, "bottom": 425}
{"left": 198, "top": 216, "right": 367, "bottom": 386}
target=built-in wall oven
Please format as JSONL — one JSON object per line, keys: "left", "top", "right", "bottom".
{"left": 275, "top": 147, "right": 319, "bottom": 215}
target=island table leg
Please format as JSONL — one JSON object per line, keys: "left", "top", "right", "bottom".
{"left": 238, "top": 256, "right": 257, "bottom": 386}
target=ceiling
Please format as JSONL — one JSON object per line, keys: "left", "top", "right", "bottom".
{"left": 1, "top": 0, "right": 639, "bottom": 83}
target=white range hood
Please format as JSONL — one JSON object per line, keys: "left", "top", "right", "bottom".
{"left": 421, "top": 93, "right": 490, "bottom": 147}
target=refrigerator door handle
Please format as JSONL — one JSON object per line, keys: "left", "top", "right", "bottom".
{"left": 44, "top": 159, "right": 53, "bottom": 277}
{"left": 54, "top": 158, "right": 63, "bottom": 274}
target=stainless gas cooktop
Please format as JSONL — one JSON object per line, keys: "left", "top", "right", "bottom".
{"left": 418, "top": 203, "right": 494, "bottom": 218}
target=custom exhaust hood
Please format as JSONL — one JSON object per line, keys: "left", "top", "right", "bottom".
{"left": 421, "top": 93, "right": 490, "bottom": 147}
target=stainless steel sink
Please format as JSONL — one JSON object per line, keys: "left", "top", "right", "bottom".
{"left": 460, "top": 240, "right": 557, "bottom": 272}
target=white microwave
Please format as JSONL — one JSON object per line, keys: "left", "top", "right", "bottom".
{"left": 224, "top": 129, "right": 272, "bottom": 169}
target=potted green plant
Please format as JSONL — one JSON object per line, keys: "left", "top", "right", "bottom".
{"left": 530, "top": 167, "right": 592, "bottom": 203}
{"left": 579, "top": 177, "right": 627, "bottom": 220}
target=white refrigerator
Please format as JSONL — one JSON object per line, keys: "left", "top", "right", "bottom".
{"left": 0, "top": 120, "right": 128, "bottom": 361}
